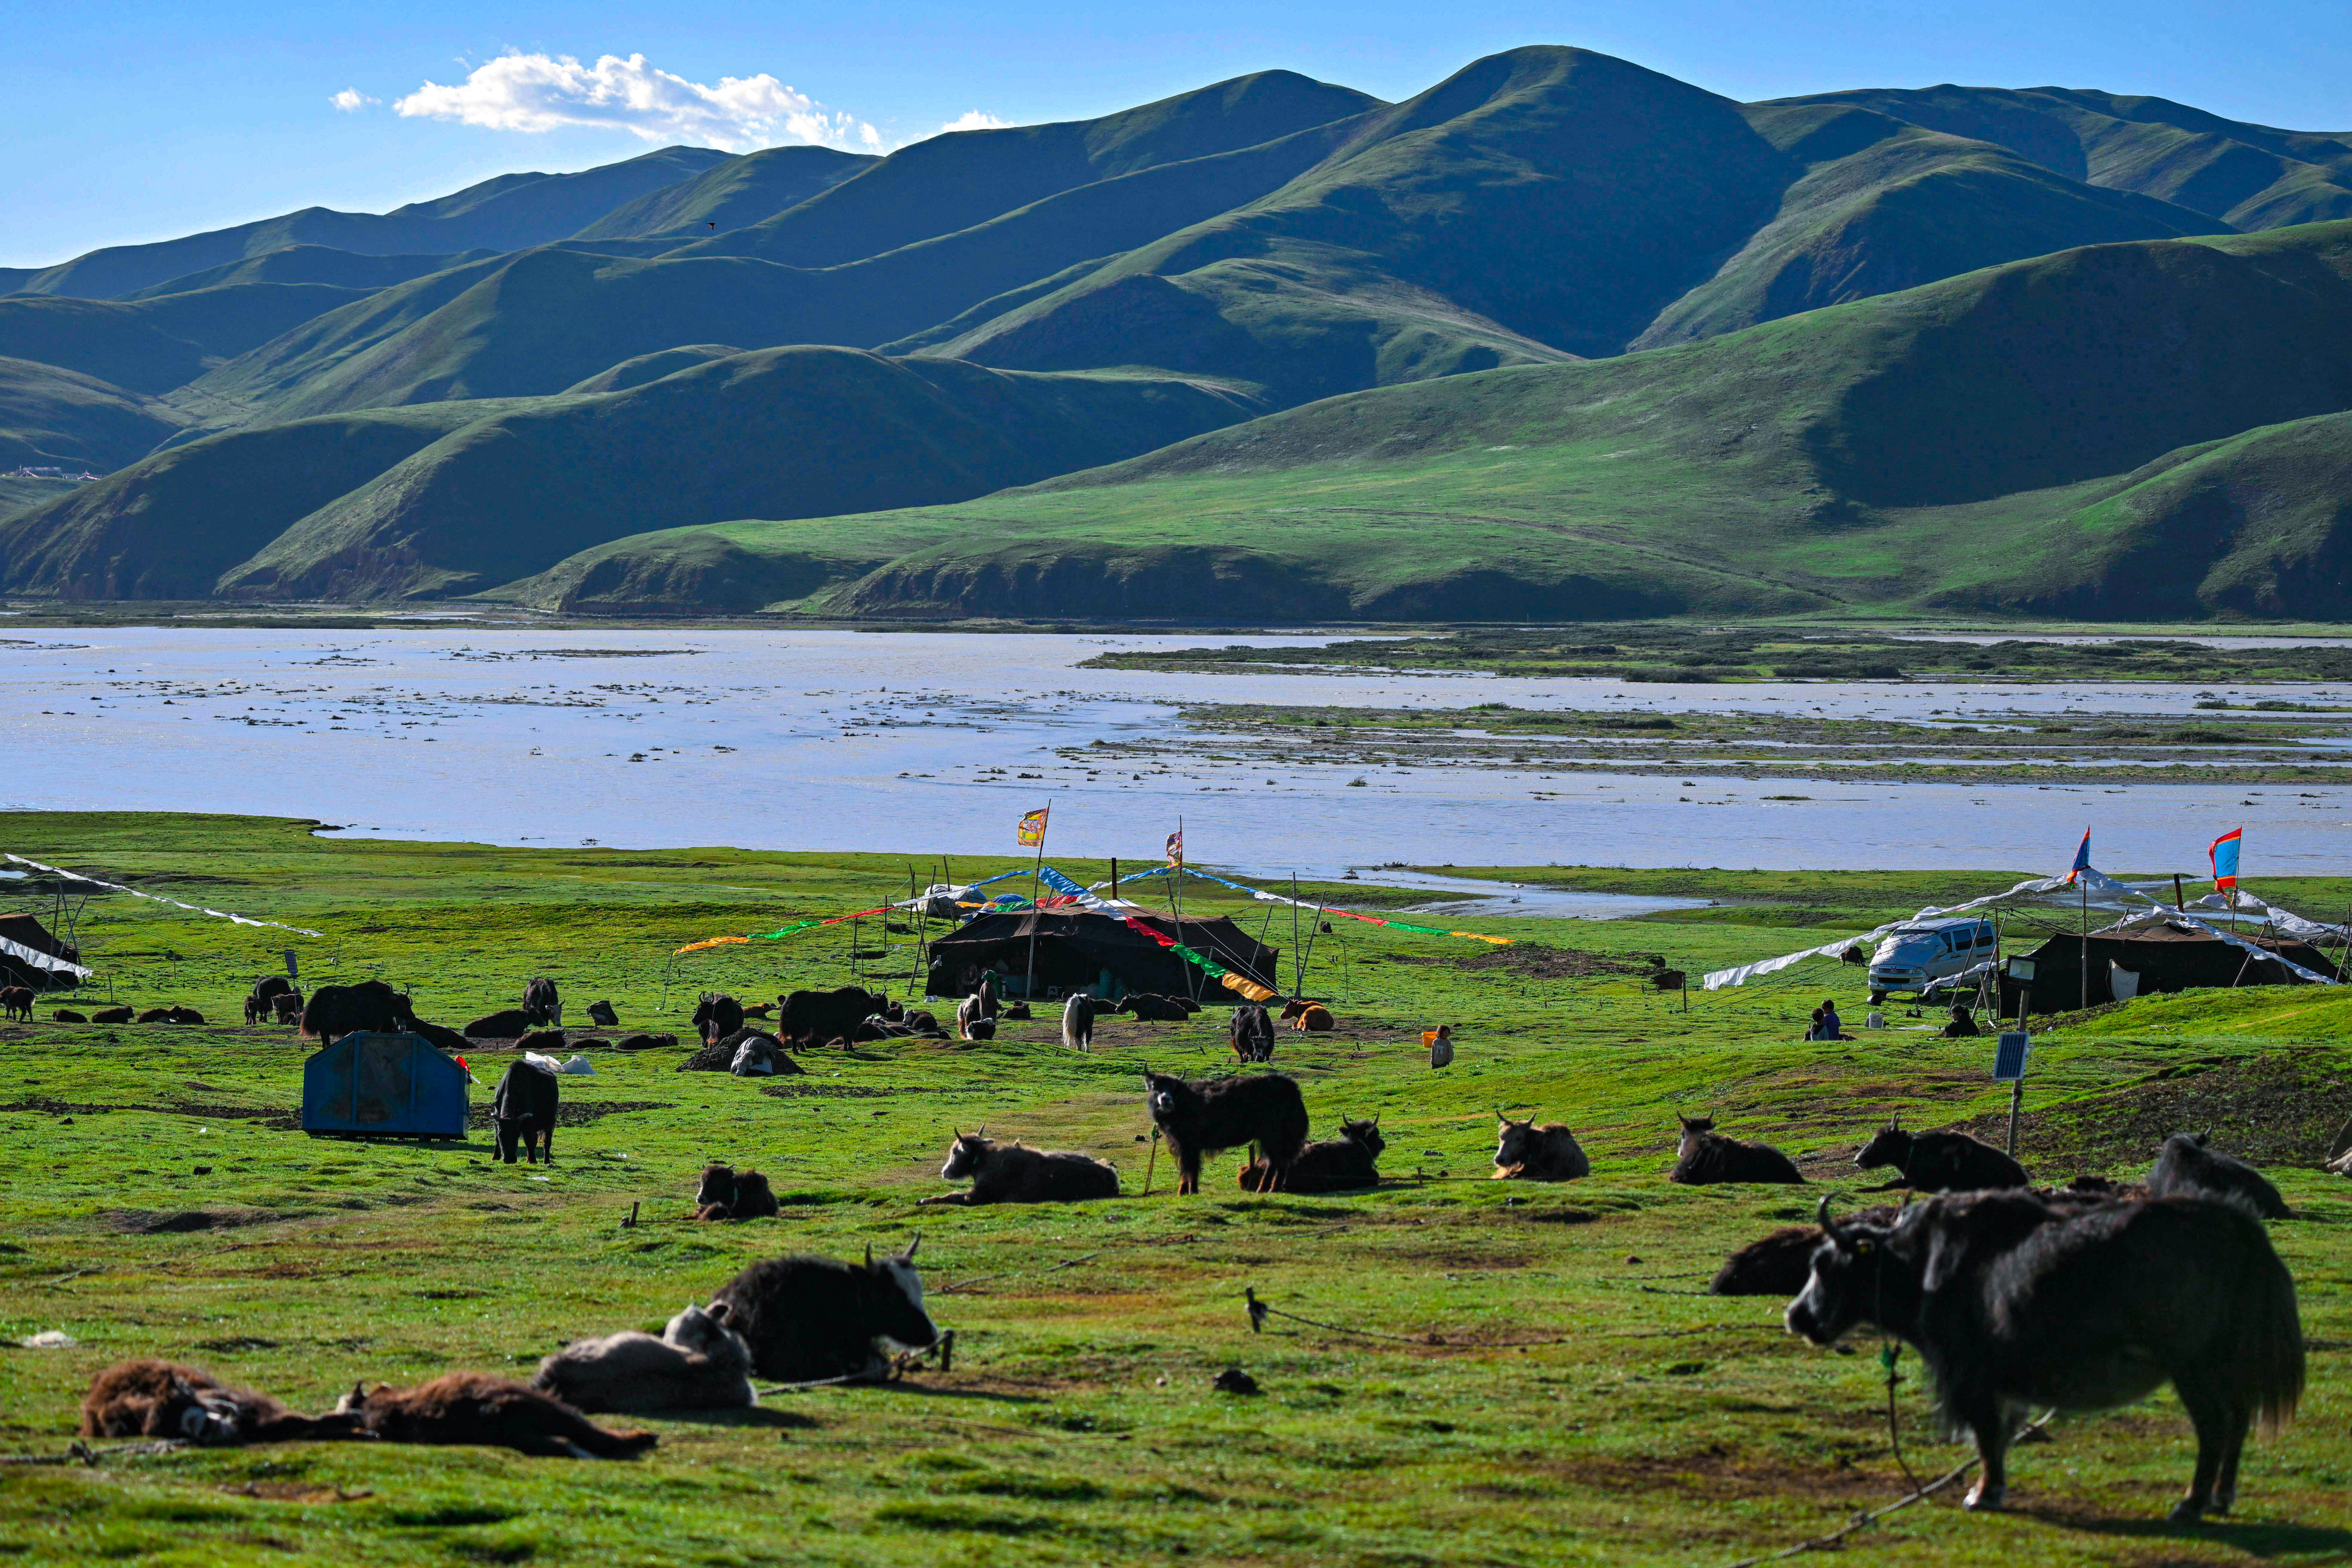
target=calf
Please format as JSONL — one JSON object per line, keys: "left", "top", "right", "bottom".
{"left": 740, "top": 1002, "right": 775, "bottom": 1019}
{"left": 271, "top": 992, "right": 303, "bottom": 1025}
{"left": 1855, "top": 1121, "right": 2029, "bottom": 1193}
{"left": 2150, "top": 1132, "right": 2291, "bottom": 1219}
{"left": 921, "top": 1131, "right": 1120, "bottom": 1204}
{"left": 1242, "top": 1117, "right": 1382, "bottom": 1193}
{"left": 523, "top": 976, "right": 562, "bottom": 1026}
{"left": 692, "top": 992, "right": 744, "bottom": 1046}
{"left": 335, "top": 1373, "right": 655, "bottom": 1459}
{"left": 1790, "top": 1192, "right": 2304, "bottom": 1519}
{"left": 82, "top": 1360, "right": 358, "bottom": 1445}
{"left": 1671, "top": 1115, "right": 1803, "bottom": 1185}
{"left": 694, "top": 1164, "right": 781, "bottom": 1220}
{"left": 300, "top": 980, "right": 408, "bottom": 1042}
{"left": 710, "top": 1240, "right": 939, "bottom": 1382}
{"left": 585, "top": 999, "right": 619, "bottom": 1028}
{"left": 1280, "top": 999, "right": 1334, "bottom": 1032}
{"left": 53, "top": 1008, "right": 87, "bottom": 1022}
{"left": 92, "top": 1006, "right": 134, "bottom": 1024}
{"left": 489, "top": 1060, "right": 559, "bottom": 1164}
{"left": 1062, "top": 994, "right": 1107, "bottom": 1052}
{"left": 1145, "top": 1071, "right": 1310, "bottom": 1195}
{"left": 244, "top": 976, "right": 294, "bottom": 1025}
{"left": 1493, "top": 1114, "right": 1592, "bottom": 1181}
{"left": 0, "top": 986, "right": 34, "bottom": 1021}
{"left": 1229, "top": 1005, "right": 1275, "bottom": 1063}
{"left": 465, "top": 1008, "right": 537, "bottom": 1040}
{"left": 531, "top": 1301, "right": 756, "bottom": 1413}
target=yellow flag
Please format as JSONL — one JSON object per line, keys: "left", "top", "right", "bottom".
{"left": 1017, "top": 805, "right": 1049, "bottom": 848}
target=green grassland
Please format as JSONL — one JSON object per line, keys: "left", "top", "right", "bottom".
{"left": 0, "top": 813, "right": 2347, "bottom": 1565}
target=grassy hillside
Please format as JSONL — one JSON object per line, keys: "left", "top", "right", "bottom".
{"left": 521, "top": 222, "right": 2352, "bottom": 620}
{"left": 0, "top": 283, "right": 372, "bottom": 393}
{"left": 119, "top": 245, "right": 496, "bottom": 300}
{"left": 0, "top": 357, "right": 183, "bottom": 470}
{"left": 6, "top": 148, "right": 731, "bottom": 300}
{"left": 573, "top": 145, "right": 879, "bottom": 240}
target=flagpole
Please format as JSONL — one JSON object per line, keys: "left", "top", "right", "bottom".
{"left": 2080, "top": 877, "right": 2088, "bottom": 1013}
{"left": 1025, "top": 810, "right": 1048, "bottom": 1003}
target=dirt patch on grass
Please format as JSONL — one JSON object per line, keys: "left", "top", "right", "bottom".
{"left": 1527, "top": 1445, "right": 1895, "bottom": 1503}
{"left": 1960, "top": 1051, "right": 2352, "bottom": 1172}
{"left": 2, "top": 1095, "right": 292, "bottom": 1122}
{"left": 464, "top": 1099, "right": 673, "bottom": 1128}
{"left": 102, "top": 1207, "right": 294, "bottom": 1234}
{"left": 1391, "top": 943, "right": 1663, "bottom": 980}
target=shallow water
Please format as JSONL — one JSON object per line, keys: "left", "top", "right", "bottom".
{"left": 3, "top": 627, "right": 2346, "bottom": 879}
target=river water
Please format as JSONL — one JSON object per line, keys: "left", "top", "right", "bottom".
{"left": 4, "top": 626, "right": 2346, "bottom": 885}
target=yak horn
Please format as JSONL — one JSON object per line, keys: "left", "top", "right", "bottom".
{"left": 901, "top": 1232, "right": 921, "bottom": 1261}
{"left": 1816, "top": 1195, "right": 1842, "bottom": 1240}
{"left": 864, "top": 1243, "right": 875, "bottom": 1268}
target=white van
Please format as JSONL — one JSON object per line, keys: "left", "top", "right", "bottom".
{"left": 1867, "top": 918, "right": 1998, "bottom": 1002}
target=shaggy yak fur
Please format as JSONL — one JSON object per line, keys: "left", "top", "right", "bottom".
{"left": 921, "top": 1131, "right": 1120, "bottom": 1204}
{"left": 2150, "top": 1133, "right": 2291, "bottom": 1219}
{"left": 244, "top": 975, "right": 295, "bottom": 1025}
{"left": 709, "top": 1242, "right": 938, "bottom": 1382}
{"left": 52, "top": 1008, "right": 86, "bottom": 1022}
{"left": 1855, "top": 1122, "right": 2029, "bottom": 1192}
{"left": 166, "top": 1005, "right": 203, "bottom": 1024}
{"left": 1789, "top": 1192, "right": 2304, "bottom": 1519}
{"left": 1145, "top": 1071, "right": 1310, "bottom": 1195}
{"left": 1671, "top": 1115, "right": 1804, "bottom": 1185}
{"left": 1280, "top": 1000, "right": 1334, "bottom": 1032}
{"left": 778, "top": 987, "right": 888, "bottom": 1046}
{"left": 1122, "top": 993, "right": 1196, "bottom": 1021}
{"left": 523, "top": 976, "right": 561, "bottom": 1026}
{"left": 586, "top": 999, "right": 619, "bottom": 1027}
{"left": 692, "top": 992, "right": 745, "bottom": 1046}
{"left": 1493, "top": 1114, "right": 1592, "bottom": 1181}
{"left": 271, "top": 993, "right": 302, "bottom": 1024}
{"left": 1711, "top": 1206, "right": 1902, "bottom": 1296}
{"left": 336, "top": 1373, "right": 656, "bottom": 1459}
{"left": 82, "top": 1360, "right": 357, "bottom": 1445}
{"left": 1062, "top": 994, "right": 1111, "bottom": 1051}
{"left": 1242, "top": 1117, "right": 1384, "bottom": 1193}
{"left": 489, "top": 1061, "right": 559, "bottom": 1164}
{"left": 1229, "top": 1005, "right": 1275, "bottom": 1063}
{"left": 300, "top": 980, "right": 408, "bottom": 1041}
{"left": 531, "top": 1301, "right": 756, "bottom": 1413}
{"left": 0, "top": 986, "right": 33, "bottom": 1022}
{"left": 92, "top": 1006, "right": 134, "bottom": 1024}
{"left": 464, "top": 1008, "right": 536, "bottom": 1040}
{"left": 615, "top": 1032, "right": 674, "bottom": 1052}
{"left": 694, "top": 1163, "right": 781, "bottom": 1220}
{"left": 136, "top": 1007, "right": 175, "bottom": 1024}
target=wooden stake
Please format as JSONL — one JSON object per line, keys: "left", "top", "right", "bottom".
{"left": 1142, "top": 1127, "right": 1160, "bottom": 1196}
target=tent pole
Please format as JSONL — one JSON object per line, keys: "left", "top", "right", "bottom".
{"left": 1291, "top": 872, "right": 1301, "bottom": 997}
{"left": 1024, "top": 820, "right": 1046, "bottom": 1002}
{"left": 2079, "top": 881, "right": 2088, "bottom": 1013}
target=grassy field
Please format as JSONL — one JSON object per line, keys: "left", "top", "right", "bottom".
{"left": 1, "top": 813, "right": 2347, "bottom": 1566}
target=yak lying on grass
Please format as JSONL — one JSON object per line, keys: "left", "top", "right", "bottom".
{"left": 694, "top": 1164, "right": 780, "bottom": 1220}
{"left": 1670, "top": 1115, "right": 1803, "bottom": 1185}
{"left": 337, "top": 1373, "right": 655, "bottom": 1459}
{"left": 1146, "top": 1071, "right": 1309, "bottom": 1194}
{"left": 779, "top": 986, "right": 887, "bottom": 1046}
{"left": 922, "top": 1131, "right": 1120, "bottom": 1204}
{"left": 2150, "top": 1133, "right": 2291, "bottom": 1219}
{"left": 532, "top": 1301, "right": 755, "bottom": 1414}
{"left": 1122, "top": 992, "right": 1196, "bottom": 1021}
{"left": 1280, "top": 999, "right": 1334, "bottom": 1032}
{"left": 1493, "top": 1114, "right": 1590, "bottom": 1181}
{"left": 710, "top": 1240, "right": 939, "bottom": 1382}
{"left": 1710, "top": 1206, "right": 1901, "bottom": 1296}
{"left": 82, "top": 1360, "right": 357, "bottom": 1445}
{"left": 1855, "top": 1121, "right": 2028, "bottom": 1192}
{"left": 464, "top": 1008, "right": 536, "bottom": 1040}
{"left": 1789, "top": 1192, "right": 2304, "bottom": 1519}
{"left": 1242, "top": 1117, "right": 1384, "bottom": 1192}
{"left": 52, "top": 1008, "right": 85, "bottom": 1022}
{"left": 91, "top": 1006, "right": 133, "bottom": 1024}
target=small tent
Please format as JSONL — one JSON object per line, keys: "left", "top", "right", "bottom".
{"left": 1998, "top": 921, "right": 2335, "bottom": 1015}
{"left": 302, "top": 1032, "right": 469, "bottom": 1139}
{"left": 926, "top": 909, "right": 1278, "bottom": 1004}
{"left": 0, "top": 913, "right": 84, "bottom": 991}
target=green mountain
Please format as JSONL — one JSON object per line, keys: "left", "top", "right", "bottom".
{"left": 4, "top": 147, "right": 730, "bottom": 300}
{"left": 121, "top": 246, "right": 497, "bottom": 300}
{"left": 1772, "top": 86, "right": 2352, "bottom": 231}
{"left": 509, "top": 222, "right": 2352, "bottom": 621}
{"left": 0, "top": 283, "right": 372, "bottom": 393}
{"left": 572, "top": 146, "right": 879, "bottom": 240}
{"left": 0, "top": 357, "right": 183, "bottom": 470}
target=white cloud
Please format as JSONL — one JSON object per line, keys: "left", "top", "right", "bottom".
{"left": 330, "top": 88, "right": 378, "bottom": 113}
{"left": 936, "top": 110, "right": 1011, "bottom": 135}
{"left": 392, "top": 52, "right": 876, "bottom": 152}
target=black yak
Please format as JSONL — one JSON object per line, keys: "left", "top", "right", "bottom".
{"left": 1789, "top": 1192, "right": 2304, "bottom": 1519}
{"left": 692, "top": 992, "right": 744, "bottom": 1046}
{"left": 300, "top": 980, "right": 408, "bottom": 1042}
{"left": 1145, "top": 1071, "right": 1309, "bottom": 1195}
{"left": 1493, "top": 1113, "right": 1591, "bottom": 1181}
{"left": 1062, "top": 994, "right": 1109, "bottom": 1052}
{"left": 616, "top": 1032, "right": 674, "bottom": 1052}
{"left": 136, "top": 1006, "right": 175, "bottom": 1024}
{"left": 164, "top": 1005, "right": 203, "bottom": 1025}
{"left": 1241, "top": 1117, "right": 1382, "bottom": 1193}
{"left": 1671, "top": 1115, "right": 1803, "bottom": 1184}
{"left": 271, "top": 992, "right": 302, "bottom": 1024}
{"left": 531, "top": 1301, "right": 755, "bottom": 1413}
{"left": 694, "top": 1164, "right": 781, "bottom": 1220}
{"left": 779, "top": 987, "right": 887, "bottom": 1046}
{"left": 921, "top": 1131, "right": 1120, "bottom": 1204}
{"left": 1855, "top": 1122, "right": 2029, "bottom": 1192}
{"left": 586, "top": 999, "right": 619, "bottom": 1028}
{"left": 92, "top": 1005, "right": 134, "bottom": 1024}
{"left": 1122, "top": 992, "right": 1195, "bottom": 1021}
{"left": 52, "top": 1008, "right": 86, "bottom": 1022}
{"left": 82, "top": 1360, "right": 357, "bottom": 1445}
{"left": 243, "top": 975, "right": 294, "bottom": 1025}
{"left": 710, "top": 1240, "right": 939, "bottom": 1382}
{"left": 489, "top": 1060, "right": 559, "bottom": 1164}
{"left": 523, "top": 976, "right": 561, "bottom": 1026}
{"left": 1229, "top": 1005, "right": 1275, "bottom": 1063}
{"left": 464, "top": 1008, "right": 536, "bottom": 1040}
{"left": 335, "top": 1373, "right": 655, "bottom": 1458}
{"left": 2150, "top": 1133, "right": 2291, "bottom": 1219}
{"left": 0, "top": 986, "right": 36, "bottom": 1021}
{"left": 1710, "top": 1206, "right": 1902, "bottom": 1296}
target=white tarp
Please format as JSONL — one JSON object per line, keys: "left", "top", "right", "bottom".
{"left": 5, "top": 853, "right": 322, "bottom": 937}
{"left": 1702, "top": 875, "right": 2072, "bottom": 990}
{"left": 0, "top": 932, "right": 91, "bottom": 980}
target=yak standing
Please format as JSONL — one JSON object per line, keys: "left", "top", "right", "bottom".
{"left": 1062, "top": 994, "right": 1107, "bottom": 1052}
{"left": 1789, "top": 1192, "right": 2303, "bottom": 1519}
{"left": 489, "top": 1060, "right": 559, "bottom": 1164}
{"left": 300, "top": 980, "right": 409, "bottom": 1042}
{"left": 522, "top": 976, "right": 562, "bottom": 1026}
{"left": 1229, "top": 1006, "right": 1275, "bottom": 1063}
{"left": 1145, "top": 1071, "right": 1309, "bottom": 1195}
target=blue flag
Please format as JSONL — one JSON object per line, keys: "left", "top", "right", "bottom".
{"left": 2067, "top": 828, "right": 2091, "bottom": 884}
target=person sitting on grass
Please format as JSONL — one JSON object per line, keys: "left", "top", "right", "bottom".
{"left": 1942, "top": 1003, "right": 1981, "bottom": 1038}
{"left": 1808, "top": 1000, "right": 1848, "bottom": 1041}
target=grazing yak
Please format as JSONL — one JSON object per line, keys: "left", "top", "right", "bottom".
{"left": 586, "top": 999, "right": 619, "bottom": 1028}
{"left": 1280, "top": 999, "right": 1334, "bottom": 1032}
{"left": 922, "top": 1131, "right": 1120, "bottom": 1205}
{"left": 1122, "top": 992, "right": 1196, "bottom": 1021}
{"left": 1145, "top": 1071, "right": 1310, "bottom": 1195}
{"left": 1, "top": 985, "right": 37, "bottom": 1021}
{"left": 1790, "top": 1192, "right": 2304, "bottom": 1519}
{"left": 1855, "top": 1122, "right": 2029, "bottom": 1193}
{"left": 1493, "top": 1114, "right": 1592, "bottom": 1181}
{"left": 1229, "top": 1005, "right": 1275, "bottom": 1063}
{"left": 1061, "top": 994, "right": 1109, "bottom": 1052}
{"left": 335, "top": 1373, "right": 656, "bottom": 1459}
{"left": 271, "top": 993, "right": 302, "bottom": 1025}
{"left": 1671, "top": 1115, "right": 1804, "bottom": 1185}
{"left": 522, "top": 976, "right": 562, "bottom": 1026}
{"left": 1242, "top": 1117, "right": 1384, "bottom": 1193}
{"left": 489, "top": 1060, "right": 559, "bottom": 1164}
{"left": 52, "top": 1008, "right": 86, "bottom": 1023}
{"left": 2150, "top": 1132, "right": 2291, "bottom": 1219}
{"left": 465, "top": 1009, "right": 536, "bottom": 1040}
{"left": 91, "top": 1006, "right": 134, "bottom": 1024}
{"left": 695, "top": 1164, "right": 781, "bottom": 1220}
{"left": 710, "top": 1240, "right": 939, "bottom": 1382}
{"left": 531, "top": 1301, "right": 755, "bottom": 1413}
{"left": 300, "top": 980, "right": 408, "bottom": 1042}
{"left": 781, "top": 987, "right": 888, "bottom": 1046}
{"left": 244, "top": 976, "right": 295, "bottom": 1025}
{"left": 692, "top": 992, "right": 745, "bottom": 1046}
{"left": 82, "top": 1360, "right": 357, "bottom": 1445}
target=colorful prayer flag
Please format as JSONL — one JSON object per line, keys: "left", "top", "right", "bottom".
{"left": 2067, "top": 828, "right": 2091, "bottom": 884}
{"left": 1017, "top": 805, "right": 1049, "bottom": 848}
{"left": 1165, "top": 828, "right": 1184, "bottom": 868}
{"left": 2210, "top": 828, "right": 2243, "bottom": 891}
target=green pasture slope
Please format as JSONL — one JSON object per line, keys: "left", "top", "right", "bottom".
{"left": 0, "top": 813, "right": 2347, "bottom": 1566}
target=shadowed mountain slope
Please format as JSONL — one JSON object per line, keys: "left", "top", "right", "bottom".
{"left": 574, "top": 146, "right": 879, "bottom": 240}
{"left": 5, "top": 147, "right": 730, "bottom": 300}
{"left": 0, "top": 358, "right": 184, "bottom": 470}
{"left": 121, "top": 246, "right": 498, "bottom": 300}
{"left": 0, "top": 283, "right": 373, "bottom": 393}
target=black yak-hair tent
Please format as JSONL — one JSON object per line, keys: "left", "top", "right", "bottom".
{"left": 302, "top": 1032, "right": 470, "bottom": 1139}
{"left": 925, "top": 909, "right": 1277, "bottom": 1005}
{"left": 1999, "top": 920, "right": 2335, "bottom": 1015}
{"left": 0, "top": 913, "right": 83, "bottom": 991}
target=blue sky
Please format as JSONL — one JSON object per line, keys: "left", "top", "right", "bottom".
{"left": 6, "top": 0, "right": 2345, "bottom": 268}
